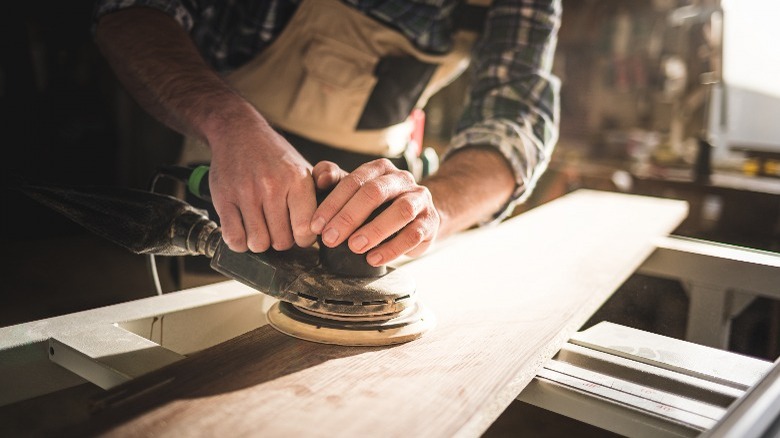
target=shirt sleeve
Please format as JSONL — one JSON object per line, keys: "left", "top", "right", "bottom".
{"left": 445, "top": 0, "right": 561, "bottom": 224}
{"left": 92, "top": 0, "right": 196, "bottom": 33}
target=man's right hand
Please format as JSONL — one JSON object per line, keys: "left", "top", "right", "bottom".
{"left": 206, "top": 111, "right": 318, "bottom": 253}
{"left": 95, "top": 8, "right": 318, "bottom": 254}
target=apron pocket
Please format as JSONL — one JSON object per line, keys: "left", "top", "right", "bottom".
{"left": 356, "top": 55, "right": 438, "bottom": 130}
{"left": 287, "top": 36, "right": 378, "bottom": 132}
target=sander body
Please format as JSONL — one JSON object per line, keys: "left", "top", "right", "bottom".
{"left": 211, "top": 241, "right": 433, "bottom": 346}
{"left": 19, "top": 172, "right": 434, "bottom": 346}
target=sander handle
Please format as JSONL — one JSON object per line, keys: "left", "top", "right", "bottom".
{"left": 316, "top": 189, "right": 392, "bottom": 278}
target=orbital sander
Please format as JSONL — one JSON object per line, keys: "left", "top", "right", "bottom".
{"left": 213, "top": 239, "right": 434, "bottom": 346}
{"left": 19, "top": 167, "right": 434, "bottom": 346}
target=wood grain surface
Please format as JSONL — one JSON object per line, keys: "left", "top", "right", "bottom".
{"left": 68, "top": 190, "right": 688, "bottom": 437}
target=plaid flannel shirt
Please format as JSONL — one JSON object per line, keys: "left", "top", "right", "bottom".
{"left": 94, "top": 0, "right": 560, "bottom": 222}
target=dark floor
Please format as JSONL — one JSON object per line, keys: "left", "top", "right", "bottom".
{"left": 2, "top": 231, "right": 182, "bottom": 327}
{"left": 484, "top": 401, "right": 621, "bottom": 438}
{"left": 585, "top": 273, "right": 780, "bottom": 361}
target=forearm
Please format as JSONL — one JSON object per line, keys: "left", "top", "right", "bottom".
{"left": 94, "top": 7, "right": 258, "bottom": 145}
{"left": 447, "top": 0, "right": 561, "bottom": 220}
{"left": 422, "top": 147, "right": 515, "bottom": 239}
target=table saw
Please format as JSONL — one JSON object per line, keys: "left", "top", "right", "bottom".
{"left": 1, "top": 189, "right": 778, "bottom": 436}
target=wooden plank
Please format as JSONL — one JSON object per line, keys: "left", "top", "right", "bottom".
{"left": 67, "top": 189, "right": 688, "bottom": 437}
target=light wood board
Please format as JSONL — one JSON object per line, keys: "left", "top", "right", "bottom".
{"left": 68, "top": 189, "right": 688, "bottom": 437}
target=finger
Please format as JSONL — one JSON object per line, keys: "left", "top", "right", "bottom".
{"left": 312, "top": 159, "right": 394, "bottom": 236}
{"left": 364, "top": 216, "right": 435, "bottom": 266}
{"left": 310, "top": 161, "right": 348, "bottom": 234}
{"left": 237, "top": 196, "right": 271, "bottom": 253}
{"left": 214, "top": 201, "right": 249, "bottom": 253}
{"left": 320, "top": 173, "right": 403, "bottom": 248}
{"left": 347, "top": 189, "right": 425, "bottom": 254}
{"left": 405, "top": 239, "right": 433, "bottom": 258}
{"left": 312, "top": 161, "right": 347, "bottom": 191}
{"left": 288, "top": 173, "right": 318, "bottom": 247}
{"left": 263, "top": 195, "right": 294, "bottom": 251}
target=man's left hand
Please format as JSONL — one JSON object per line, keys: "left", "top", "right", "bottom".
{"left": 310, "top": 159, "right": 440, "bottom": 266}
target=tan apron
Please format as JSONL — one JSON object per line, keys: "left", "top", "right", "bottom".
{"left": 180, "top": 0, "right": 478, "bottom": 167}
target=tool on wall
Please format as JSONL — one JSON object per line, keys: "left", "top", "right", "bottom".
{"left": 18, "top": 170, "right": 434, "bottom": 347}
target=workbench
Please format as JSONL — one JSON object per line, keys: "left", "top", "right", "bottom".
{"left": 1, "top": 189, "right": 694, "bottom": 436}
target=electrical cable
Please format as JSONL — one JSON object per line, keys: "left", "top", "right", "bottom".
{"left": 147, "top": 172, "right": 166, "bottom": 296}
{"left": 145, "top": 165, "right": 198, "bottom": 296}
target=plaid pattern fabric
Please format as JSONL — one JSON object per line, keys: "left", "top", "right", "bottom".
{"left": 450, "top": 0, "right": 560, "bottom": 222}
{"left": 94, "top": 0, "right": 560, "bottom": 221}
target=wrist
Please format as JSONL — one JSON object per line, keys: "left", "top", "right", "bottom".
{"left": 422, "top": 146, "right": 515, "bottom": 238}
{"left": 198, "top": 94, "right": 253, "bottom": 141}
{"left": 198, "top": 96, "right": 274, "bottom": 156}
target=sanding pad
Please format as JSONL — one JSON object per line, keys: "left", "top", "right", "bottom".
{"left": 267, "top": 300, "right": 435, "bottom": 347}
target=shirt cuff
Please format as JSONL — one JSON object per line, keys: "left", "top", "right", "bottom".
{"left": 444, "top": 118, "right": 552, "bottom": 224}
{"left": 92, "top": 0, "right": 194, "bottom": 33}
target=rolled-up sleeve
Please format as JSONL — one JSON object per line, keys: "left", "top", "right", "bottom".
{"left": 93, "top": 0, "right": 195, "bottom": 32}
{"left": 446, "top": 0, "right": 561, "bottom": 223}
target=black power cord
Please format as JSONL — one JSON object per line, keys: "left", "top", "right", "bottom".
{"left": 145, "top": 165, "right": 211, "bottom": 295}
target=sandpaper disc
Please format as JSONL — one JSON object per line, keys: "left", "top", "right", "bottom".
{"left": 267, "top": 301, "right": 435, "bottom": 347}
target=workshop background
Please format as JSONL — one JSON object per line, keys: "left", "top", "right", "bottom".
{"left": 1, "top": 0, "right": 779, "bottom": 434}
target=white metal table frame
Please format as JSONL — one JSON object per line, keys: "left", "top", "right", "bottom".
{"left": 519, "top": 236, "right": 780, "bottom": 437}
{"left": 638, "top": 235, "right": 780, "bottom": 349}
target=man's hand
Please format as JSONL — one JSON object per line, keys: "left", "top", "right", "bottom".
{"left": 95, "top": 8, "right": 319, "bottom": 254}
{"left": 207, "top": 114, "right": 318, "bottom": 253}
{"left": 310, "top": 159, "right": 440, "bottom": 266}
